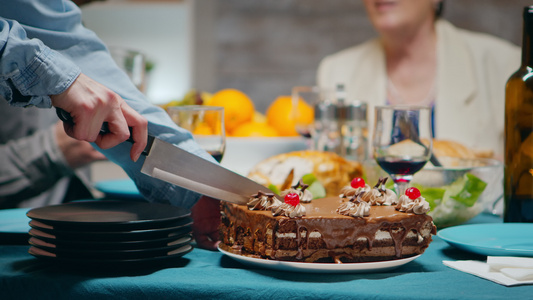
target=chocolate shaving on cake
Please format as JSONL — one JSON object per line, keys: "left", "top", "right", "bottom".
{"left": 349, "top": 191, "right": 365, "bottom": 202}
{"left": 293, "top": 180, "right": 309, "bottom": 191}
{"left": 361, "top": 177, "right": 398, "bottom": 206}
{"left": 376, "top": 177, "right": 386, "bottom": 188}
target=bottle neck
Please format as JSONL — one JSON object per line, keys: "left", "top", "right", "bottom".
{"left": 522, "top": 7, "right": 533, "bottom": 67}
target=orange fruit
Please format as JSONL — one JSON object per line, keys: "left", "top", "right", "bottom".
{"left": 202, "top": 110, "right": 224, "bottom": 134}
{"left": 192, "top": 122, "right": 213, "bottom": 135}
{"left": 266, "top": 95, "right": 314, "bottom": 136}
{"left": 252, "top": 111, "right": 267, "bottom": 124}
{"left": 209, "top": 89, "right": 255, "bottom": 133}
{"left": 232, "top": 122, "right": 279, "bottom": 137}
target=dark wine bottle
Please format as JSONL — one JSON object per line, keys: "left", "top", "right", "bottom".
{"left": 503, "top": 6, "right": 533, "bottom": 222}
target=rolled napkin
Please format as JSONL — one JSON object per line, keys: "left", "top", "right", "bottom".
{"left": 489, "top": 256, "right": 533, "bottom": 281}
{"left": 443, "top": 256, "right": 533, "bottom": 286}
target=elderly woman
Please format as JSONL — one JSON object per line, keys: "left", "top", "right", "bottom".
{"left": 317, "top": 0, "right": 520, "bottom": 158}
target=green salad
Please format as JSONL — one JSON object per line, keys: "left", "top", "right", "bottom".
{"left": 412, "top": 173, "right": 487, "bottom": 228}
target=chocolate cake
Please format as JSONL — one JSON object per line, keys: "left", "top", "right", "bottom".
{"left": 219, "top": 178, "right": 436, "bottom": 263}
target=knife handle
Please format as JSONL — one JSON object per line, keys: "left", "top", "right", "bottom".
{"left": 55, "top": 108, "right": 153, "bottom": 156}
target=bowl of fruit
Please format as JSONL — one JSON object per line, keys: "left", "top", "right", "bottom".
{"left": 161, "top": 88, "right": 313, "bottom": 175}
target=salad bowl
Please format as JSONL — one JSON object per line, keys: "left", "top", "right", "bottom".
{"left": 363, "top": 157, "right": 503, "bottom": 228}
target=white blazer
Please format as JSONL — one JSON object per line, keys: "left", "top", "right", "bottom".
{"left": 317, "top": 20, "right": 520, "bottom": 157}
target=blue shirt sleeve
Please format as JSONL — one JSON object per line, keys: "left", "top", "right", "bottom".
{"left": 0, "top": 18, "right": 81, "bottom": 108}
{"left": 0, "top": 0, "right": 215, "bottom": 209}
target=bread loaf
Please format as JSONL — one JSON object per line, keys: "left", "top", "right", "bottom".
{"left": 247, "top": 151, "right": 363, "bottom": 197}
{"left": 432, "top": 140, "right": 493, "bottom": 159}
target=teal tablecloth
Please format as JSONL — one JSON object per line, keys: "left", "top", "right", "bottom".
{"left": 0, "top": 214, "right": 531, "bottom": 300}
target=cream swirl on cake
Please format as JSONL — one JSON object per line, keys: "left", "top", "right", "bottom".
{"left": 361, "top": 177, "right": 398, "bottom": 206}
{"left": 272, "top": 187, "right": 307, "bottom": 218}
{"left": 336, "top": 192, "right": 370, "bottom": 217}
{"left": 396, "top": 187, "right": 430, "bottom": 215}
{"left": 247, "top": 191, "right": 282, "bottom": 210}
{"left": 272, "top": 202, "right": 307, "bottom": 218}
{"left": 339, "top": 177, "right": 371, "bottom": 199}
{"left": 280, "top": 180, "right": 313, "bottom": 203}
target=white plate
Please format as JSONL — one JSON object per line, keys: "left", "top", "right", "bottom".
{"left": 221, "top": 137, "right": 308, "bottom": 175}
{"left": 218, "top": 246, "right": 421, "bottom": 273}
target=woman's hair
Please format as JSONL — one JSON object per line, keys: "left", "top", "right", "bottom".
{"left": 436, "top": 1, "right": 445, "bottom": 18}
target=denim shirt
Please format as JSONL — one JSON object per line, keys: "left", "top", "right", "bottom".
{"left": 0, "top": 0, "right": 214, "bottom": 208}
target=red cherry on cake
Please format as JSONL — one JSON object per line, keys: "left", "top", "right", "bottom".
{"left": 350, "top": 177, "right": 366, "bottom": 189}
{"left": 284, "top": 193, "right": 300, "bottom": 206}
{"left": 405, "top": 187, "right": 421, "bottom": 200}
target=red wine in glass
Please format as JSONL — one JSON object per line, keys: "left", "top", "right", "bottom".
{"left": 207, "top": 150, "right": 224, "bottom": 163}
{"left": 373, "top": 106, "right": 433, "bottom": 195}
{"left": 376, "top": 157, "right": 427, "bottom": 176}
{"left": 296, "top": 128, "right": 312, "bottom": 139}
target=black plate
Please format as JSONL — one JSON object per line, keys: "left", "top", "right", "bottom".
{"left": 28, "top": 215, "right": 192, "bottom": 233}
{"left": 29, "top": 235, "right": 192, "bottom": 259}
{"left": 28, "top": 221, "right": 193, "bottom": 242}
{"left": 28, "top": 244, "right": 194, "bottom": 269}
{"left": 28, "top": 230, "right": 192, "bottom": 250}
{"left": 27, "top": 200, "right": 190, "bottom": 230}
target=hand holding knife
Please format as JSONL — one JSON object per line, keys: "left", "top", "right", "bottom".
{"left": 56, "top": 108, "right": 275, "bottom": 205}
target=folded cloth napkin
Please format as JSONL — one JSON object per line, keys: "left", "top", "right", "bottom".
{"left": 443, "top": 256, "right": 533, "bottom": 286}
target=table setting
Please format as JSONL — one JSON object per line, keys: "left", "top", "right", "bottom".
{"left": 440, "top": 223, "right": 533, "bottom": 287}
{"left": 0, "top": 96, "right": 532, "bottom": 298}
{"left": 1, "top": 211, "right": 532, "bottom": 299}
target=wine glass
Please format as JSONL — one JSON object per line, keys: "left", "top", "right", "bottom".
{"left": 372, "top": 105, "right": 433, "bottom": 195}
{"left": 167, "top": 105, "right": 226, "bottom": 162}
{"left": 291, "top": 86, "right": 335, "bottom": 150}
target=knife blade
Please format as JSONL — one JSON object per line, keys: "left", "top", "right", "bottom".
{"left": 56, "top": 108, "right": 275, "bottom": 205}
{"left": 140, "top": 137, "right": 277, "bottom": 205}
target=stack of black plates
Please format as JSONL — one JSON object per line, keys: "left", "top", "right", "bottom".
{"left": 26, "top": 200, "right": 193, "bottom": 268}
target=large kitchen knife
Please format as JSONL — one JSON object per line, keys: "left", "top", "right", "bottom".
{"left": 56, "top": 109, "right": 275, "bottom": 205}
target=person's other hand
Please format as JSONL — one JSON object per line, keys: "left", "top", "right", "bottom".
{"left": 191, "top": 196, "right": 221, "bottom": 250}
{"left": 54, "top": 121, "right": 107, "bottom": 169}
{"left": 50, "top": 73, "right": 147, "bottom": 162}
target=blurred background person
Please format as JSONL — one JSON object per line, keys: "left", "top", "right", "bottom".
{"left": 0, "top": 101, "right": 106, "bottom": 209}
{"left": 317, "top": 0, "right": 520, "bottom": 158}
